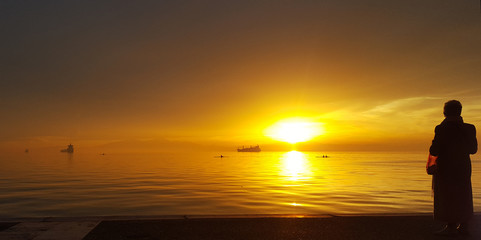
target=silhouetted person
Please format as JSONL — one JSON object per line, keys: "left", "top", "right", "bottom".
{"left": 429, "top": 100, "right": 477, "bottom": 236}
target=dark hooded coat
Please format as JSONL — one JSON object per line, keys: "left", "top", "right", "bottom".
{"left": 429, "top": 117, "right": 477, "bottom": 223}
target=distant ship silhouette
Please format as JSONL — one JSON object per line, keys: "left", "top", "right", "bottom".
{"left": 237, "top": 145, "right": 261, "bottom": 152}
{"left": 60, "top": 144, "right": 74, "bottom": 153}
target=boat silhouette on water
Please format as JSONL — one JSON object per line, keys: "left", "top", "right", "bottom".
{"left": 60, "top": 144, "right": 74, "bottom": 153}
{"left": 237, "top": 145, "right": 261, "bottom": 152}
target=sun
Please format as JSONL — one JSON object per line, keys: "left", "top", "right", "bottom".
{"left": 265, "top": 118, "right": 324, "bottom": 144}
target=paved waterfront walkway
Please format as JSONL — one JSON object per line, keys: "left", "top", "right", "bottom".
{"left": 1, "top": 214, "right": 480, "bottom": 240}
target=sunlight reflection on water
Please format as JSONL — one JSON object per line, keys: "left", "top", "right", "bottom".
{"left": 280, "top": 151, "right": 312, "bottom": 181}
{"left": 0, "top": 151, "right": 480, "bottom": 217}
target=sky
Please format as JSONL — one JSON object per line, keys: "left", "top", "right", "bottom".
{"left": 1, "top": 1, "right": 481, "bottom": 152}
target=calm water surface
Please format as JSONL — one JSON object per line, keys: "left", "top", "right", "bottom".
{"left": 1, "top": 151, "right": 480, "bottom": 217}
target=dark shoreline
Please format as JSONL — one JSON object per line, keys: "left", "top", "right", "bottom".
{"left": 2, "top": 213, "right": 480, "bottom": 240}
{"left": 83, "top": 214, "right": 481, "bottom": 240}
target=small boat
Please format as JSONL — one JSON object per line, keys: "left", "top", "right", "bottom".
{"left": 237, "top": 145, "right": 261, "bottom": 152}
{"left": 60, "top": 144, "right": 74, "bottom": 153}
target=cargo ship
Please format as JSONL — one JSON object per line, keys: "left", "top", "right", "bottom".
{"left": 237, "top": 145, "right": 261, "bottom": 152}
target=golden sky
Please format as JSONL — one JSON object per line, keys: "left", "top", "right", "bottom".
{"left": 1, "top": 1, "right": 481, "bottom": 152}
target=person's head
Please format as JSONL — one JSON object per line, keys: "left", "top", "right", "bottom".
{"left": 444, "top": 100, "right": 462, "bottom": 117}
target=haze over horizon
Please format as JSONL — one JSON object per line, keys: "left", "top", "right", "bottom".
{"left": 1, "top": 1, "right": 481, "bottom": 153}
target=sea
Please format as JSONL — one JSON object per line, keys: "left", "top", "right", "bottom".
{"left": 1, "top": 151, "right": 480, "bottom": 218}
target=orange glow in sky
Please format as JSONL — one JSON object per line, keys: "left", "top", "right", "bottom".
{"left": 1, "top": 1, "right": 480, "bottom": 153}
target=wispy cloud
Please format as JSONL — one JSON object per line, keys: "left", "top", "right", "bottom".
{"left": 316, "top": 96, "right": 457, "bottom": 141}
{"left": 362, "top": 96, "right": 442, "bottom": 119}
